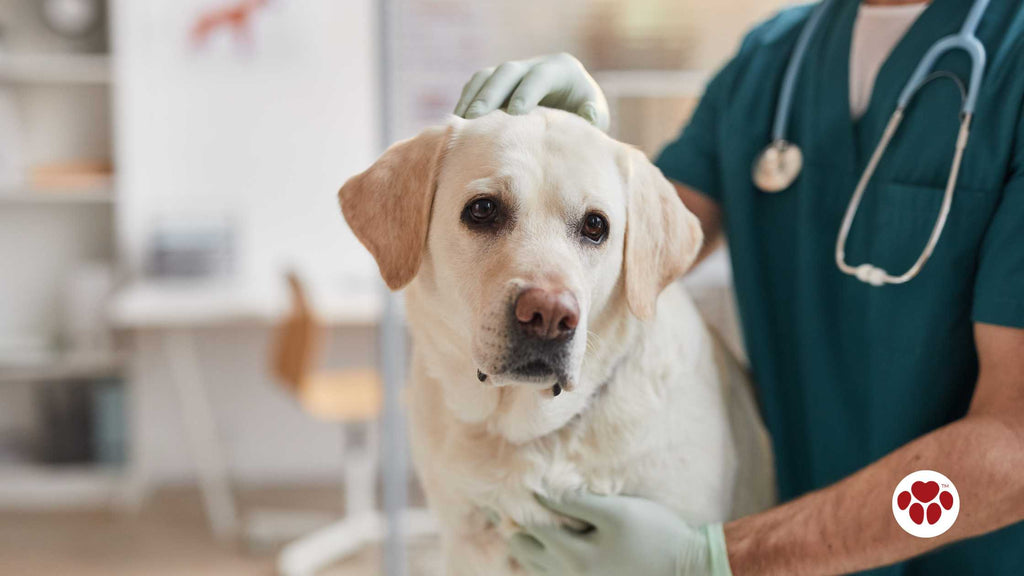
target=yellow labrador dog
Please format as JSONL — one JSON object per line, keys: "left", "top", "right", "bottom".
{"left": 339, "top": 109, "right": 772, "bottom": 575}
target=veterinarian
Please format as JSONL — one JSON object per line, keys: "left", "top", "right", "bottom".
{"left": 453, "top": 0, "right": 1024, "bottom": 574}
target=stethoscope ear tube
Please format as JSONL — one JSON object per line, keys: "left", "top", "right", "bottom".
{"left": 770, "top": 0, "right": 837, "bottom": 143}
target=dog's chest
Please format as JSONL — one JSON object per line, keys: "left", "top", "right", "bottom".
{"left": 430, "top": 380, "right": 686, "bottom": 526}
{"left": 441, "top": 417, "right": 632, "bottom": 532}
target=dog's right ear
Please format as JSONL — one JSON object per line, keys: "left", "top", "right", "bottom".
{"left": 339, "top": 124, "right": 454, "bottom": 290}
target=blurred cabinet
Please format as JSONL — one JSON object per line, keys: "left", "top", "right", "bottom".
{"left": 0, "top": 0, "right": 124, "bottom": 509}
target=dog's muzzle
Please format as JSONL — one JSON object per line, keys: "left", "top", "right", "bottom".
{"left": 505, "top": 286, "right": 579, "bottom": 393}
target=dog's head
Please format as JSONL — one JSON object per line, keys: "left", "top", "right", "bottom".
{"left": 340, "top": 109, "right": 701, "bottom": 419}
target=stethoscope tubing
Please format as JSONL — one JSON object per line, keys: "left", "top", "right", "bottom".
{"left": 834, "top": 110, "right": 971, "bottom": 286}
{"left": 771, "top": 0, "right": 838, "bottom": 142}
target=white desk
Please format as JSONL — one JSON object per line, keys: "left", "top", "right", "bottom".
{"left": 111, "top": 278, "right": 385, "bottom": 329}
{"left": 109, "top": 277, "right": 386, "bottom": 540}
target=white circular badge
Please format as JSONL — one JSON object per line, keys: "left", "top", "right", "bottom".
{"left": 892, "top": 470, "right": 959, "bottom": 538}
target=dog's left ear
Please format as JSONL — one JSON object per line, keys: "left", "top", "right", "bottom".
{"left": 620, "top": 147, "right": 704, "bottom": 320}
{"left": 339, "top": 124, "right": 455, "bottom": 290}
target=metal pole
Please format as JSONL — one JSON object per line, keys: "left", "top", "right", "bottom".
{"left": 377, "top": 0, "right": 409, "bottom": 575}
{"left": 379, "top": 296, "right": 408, "bottom": 576}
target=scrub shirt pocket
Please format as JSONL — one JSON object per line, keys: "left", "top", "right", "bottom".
{"left": 865, "top": 181, "right": 988, "bottom": 277}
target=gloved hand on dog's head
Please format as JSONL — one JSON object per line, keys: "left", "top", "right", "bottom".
{"left": 454, "top": 53, "right": 610, "bottom": 132}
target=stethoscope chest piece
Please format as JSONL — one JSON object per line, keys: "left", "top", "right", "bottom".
{"left": 753, "top": 140, "right": 803, "bottom": 192}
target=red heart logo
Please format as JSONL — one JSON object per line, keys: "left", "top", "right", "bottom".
{"left": 911, "top": 481, "right": 939, "bottom": 503}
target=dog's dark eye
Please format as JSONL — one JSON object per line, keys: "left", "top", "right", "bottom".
{"left": 581, "top": 212, "right": 608, "bottom": 244}
{"left": 469, "top": 198, "right": 496, "bottom": 221}
{"left": 461, "top": 196, "right": 502, "bottom": 229}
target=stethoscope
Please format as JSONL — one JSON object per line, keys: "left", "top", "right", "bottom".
{"left": 752, "top": 0, "right": 990, "bottom": 286}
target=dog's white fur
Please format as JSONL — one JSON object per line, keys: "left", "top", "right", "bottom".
{"left": 339, "top": 109, "right": 773, "bottom": 575}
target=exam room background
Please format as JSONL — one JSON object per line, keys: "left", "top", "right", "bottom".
{"left": 0, "top": 0, "right": 789, "bottom": 491}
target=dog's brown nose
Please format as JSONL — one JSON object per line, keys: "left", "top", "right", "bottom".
{"left": 514, "top": 287, "right": 579, "bottom": 341}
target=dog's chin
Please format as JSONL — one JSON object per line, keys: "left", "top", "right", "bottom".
{"left": 484, "top": 359, "right": 577, "bottom": 396}
{"left": 510, "top": 359, "right": 559, "bottom": 380}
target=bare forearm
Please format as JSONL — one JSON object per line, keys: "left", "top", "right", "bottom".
{"left": 671, "top": 181, "right": 723, "bottom": 266}
{"left": 725, "top": 412, "right": 1024, "bottom": 575}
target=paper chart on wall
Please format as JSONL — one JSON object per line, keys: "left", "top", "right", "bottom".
{"left": 386, "top": 0, "right": 491, "bottom": 141}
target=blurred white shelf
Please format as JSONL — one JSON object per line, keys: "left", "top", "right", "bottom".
{"left": 0, "top": 464, "right": 124, "bottom": 509}
{"left": 0, "top": 349, "right": 128, "bottom": 384}
{"left": 0, "top": 187, "right": 115, "bottom": 205}
{"left": 593, "top": 69, "right": 710, "bottom": 99}
{"left": 0, "top": 52, "right": 112, "bottom": 84}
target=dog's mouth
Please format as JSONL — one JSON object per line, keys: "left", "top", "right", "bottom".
{"left": 477, "top": 359, "right": 570, "bottom": 397}
{"left": 511, "top": 359, "right": 556, "bottom": 378}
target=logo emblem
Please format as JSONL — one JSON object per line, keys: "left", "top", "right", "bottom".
{"left": 892, "top": 470, "right": 959, "bottom": 538}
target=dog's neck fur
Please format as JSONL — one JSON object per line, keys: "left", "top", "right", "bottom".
{"left": 404, "top": 277, "right": 645, "bottom": 445}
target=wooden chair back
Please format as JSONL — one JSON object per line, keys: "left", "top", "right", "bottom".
{"left": 271, "top": 272, "right": 321, "bottom": 392}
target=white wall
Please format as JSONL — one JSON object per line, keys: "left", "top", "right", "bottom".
{"left": 113, "top": 0, "right": 380, "bottom": 285}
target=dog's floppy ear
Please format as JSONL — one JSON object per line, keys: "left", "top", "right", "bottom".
{"left": 339, "top": 124, "right": 454, "bottom": 290}
{"left": 621, "top": 147, "right": 704, "bottom": 320}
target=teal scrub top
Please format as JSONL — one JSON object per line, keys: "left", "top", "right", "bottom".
{"left": 655, "top": 0, "right": 1024, "bottom": 574}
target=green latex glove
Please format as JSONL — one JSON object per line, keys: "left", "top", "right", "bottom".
{"left": 508, "top": 492, "right": 733, "bottom": 576}
{"left": 453, "top": 53, "right": 610, "bottom": 131}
